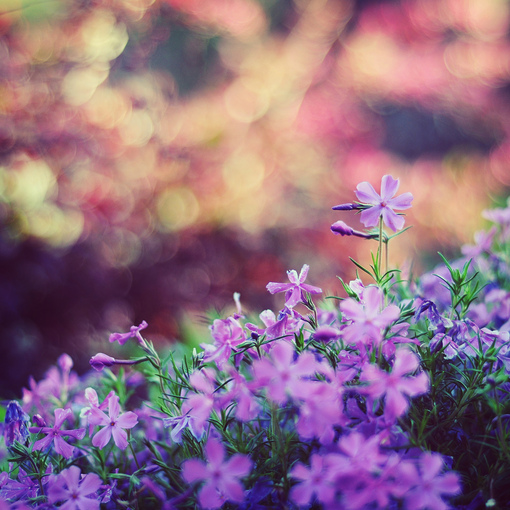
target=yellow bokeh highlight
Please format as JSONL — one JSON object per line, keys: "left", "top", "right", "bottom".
{"left": 62, "top": 65, "right": 109, "bottom": 106}
{"left": 5, "top": 157, "right": 56, "bottom": 210}
{"left": 79, "top": 10, "right": 128, "bottom": 63}
{"left": 156, "top": 187, "right": 200, "bottom": 231}
{"left": 222, "top": 152, "right": 265, "bottom": 196}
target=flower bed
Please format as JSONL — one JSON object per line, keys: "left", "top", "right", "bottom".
{"left": 2, "top": 176, "right": 510, "bottom": 509}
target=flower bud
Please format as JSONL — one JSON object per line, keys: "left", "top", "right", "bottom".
{"left": 90, "top": 353, "right": 116, "bottom": 371}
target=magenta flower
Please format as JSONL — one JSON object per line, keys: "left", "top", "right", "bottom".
{"left": 109, "top": 320, "right": 148, "bottom": 346}
{"left": 47, "top": 465, "right": 102, "bottom": 510}
{"left": 181, "top": 437, "right": 252, "bottom": 509}
{"left": 355, "top": 175, "right": 413, "bottom": 232}
{"left": 360, "top": 348, "right": 429, "bottom": 419}
{"left": 89, "top": 394, "right": 138, "bottom": 450}
{"left": 401, "top": 452, "right": 461, "bottom": 510}
{"left": 29, "top": 408, "right": 85, "bottom": 459}
{"left": 266, "top": 264, "right": 322, "bottom": 308}
{"left": 340, "top": 286, "right": 400, "bottom": 346}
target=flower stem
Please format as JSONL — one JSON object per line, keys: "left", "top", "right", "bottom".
{"left": 378, "top": 216, "right": 383, "bottom": 276}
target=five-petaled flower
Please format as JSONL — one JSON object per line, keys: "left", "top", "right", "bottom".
{"left": 266, "top": 264, "right": 322, "bottom": 308}
{"left": 360, "top": 348, "right": 430, "bottom": 419}
{"left": 355, "top": 175, "right": 413, "bottom": 232}
{"left": 181, "top": 436, "right": 252, "bottom": 509}
{"left": 89, "top": 394, "right": 138, "bottom": 450}
{"left": 29, "top": 408, "right": 85, "bottom": 459}
{"left": 47, "top": 465, "right": 102, "bottom": 510}
{"left": 109, "top": 321, "right": 148, "bottom": 346}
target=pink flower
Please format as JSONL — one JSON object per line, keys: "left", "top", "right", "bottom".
{"left": 181, "top": 437, "right": 252, "bottom": 509}
{"left": 89, "top": 394, "right": 138, "bottom": 450}
{"left": 29, "top": 408, "right": 85, "bottom": 459}
{"left": 47, "top": 465, "right": 102, "bottom": 510}
{"left": 360, "top": 348, "right": 429, "bottom": 419}
{"left": 355, "top": 175, "right": 413, "bottom": 232}
{"left": 340, "top": 286, "right": 400, "bottom": 346}
{"left": 266, "top": 264, "right": 322, "bottom": 308}
{"left": 201, "top": 317, "right": 246, "bottom": 369}
{"left": 109, "top": 321, "right": 148, "bottom": 346}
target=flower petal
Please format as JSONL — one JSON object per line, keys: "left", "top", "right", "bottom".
{"left": 181, "top": 459, "right": 208, "bottom": 483}
{"left": 266, "top": 282, "right": 293, "bottom": 294}
{"left": 381, "top": 207, "right": 405, "bottom": 232}
{"left": 298, "top": 264, "right": 309, "bottom": 283}
{"left": 108, "top": 395, "right": 120, "bottom": 421}
{"left": 78, "top": 473, "right": 102, "bottom": 497}
{"left": 388, "top": 191, "right": 413, "bottom": 210}
{"left": 205, "top": 437, "right": 225, "bottom": 466}
{"left": 380, "top": 175, "right": 399, "bottom": 201}
{"left": 54, "top": 436, "right": 74, "bottom": 459}
{"left": 116, "top": 411, "right": 138, "bottom": 430}
{"left": 355, "top": 182, "right": 381, "bottom": 205}
{"left": 92, "top": 425, "right": 112, "bottom": 449}
{"left": 224, "top": 454, "right": 252, "bottom": 478}
{"left": 112, "top": 426, "right": 128, "bottom": 450}
{"left": 360, "top": 205, "right": 383, "bottom": 228}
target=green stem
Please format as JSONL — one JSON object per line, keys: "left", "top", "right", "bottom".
{"left": 378, "top": 216, "right": 383, "bottom": 277}
{"left": 128, "top": 431, "right": 141, "bottom": 471}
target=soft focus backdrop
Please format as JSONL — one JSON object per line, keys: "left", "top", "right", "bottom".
{"left": 1, "top": 0, "right": 509, "bottom": 396}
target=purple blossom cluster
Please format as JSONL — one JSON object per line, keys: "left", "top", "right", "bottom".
{"left": 1, "top": 175, "right": 510, "bottom": 509}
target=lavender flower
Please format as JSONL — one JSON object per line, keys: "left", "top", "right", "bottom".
{"left": 360, "top": 348, "right": 430, "bottom": 419}
{"left": 47, "top": 466, "right": 102, "bottom": 510}
{"left": 355, "top": 174, "right": 413, "bottom": 232}
{"left": 181, "top": 437, "right": 252, "bottom": 509}
{"left": 29, "top": 408, "right": 85, "bottom": 459}
{"left": 109, "top": 320, "right": 148, "bottom": 346}
{"left": 89, "top": 394, "right": 138, "bottom": 450}
{"left": 266, "top": 264, "right": 322, "bottom": 308}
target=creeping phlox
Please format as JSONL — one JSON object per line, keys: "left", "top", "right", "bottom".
{"left": 2, "top": 175, "right": 510, "bottom": 509}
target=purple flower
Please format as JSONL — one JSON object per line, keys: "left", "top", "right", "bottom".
{"left": 360, "top": 348, "right": 430, "bottom": 419}
{"left": 47, "top": 465, "right": 102, "bottom": 510}
{"left": 80, "top": 388, "right": 115, "bottom": 435}
{"left": 355, "top": 175, "right": 413, "bottom": 232}
{"left": 109, "top": 320, "right": 148, "bottom": 346}
{"left": 178, "top": 369, "right": 216, "bottom": 441}
{"left": 266, "top": 264, "right": 322, "bottom": 308}
{"left": 401, "top": 452, "right": 461, "bottom": 510}
{"left": 289, "top": 454, "right": 337, "bottom": 506}
{"left": 29, "top": 408, "right": 85, "bottom": 459}
{"left": 0, "top": 467, "right": 40, "bottom": 501}
{"left": 251, "top": 341, "right": 319, "bottom": 404}
{"left": 89, "top": 394, "right": 138, "bottom": 450}
{"left": 181, "top": 437, "right": 252, "bottom": 509}
{"left": 3, "top": 401, "right": 30, "bottom": 447}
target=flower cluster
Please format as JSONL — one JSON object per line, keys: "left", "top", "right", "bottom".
{"left": 1, "top": 175, "right": 510, "bottom": 509}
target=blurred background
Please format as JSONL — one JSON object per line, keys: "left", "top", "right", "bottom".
{"left": 0, "top": 0, "right": 509, "bottom": 397}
